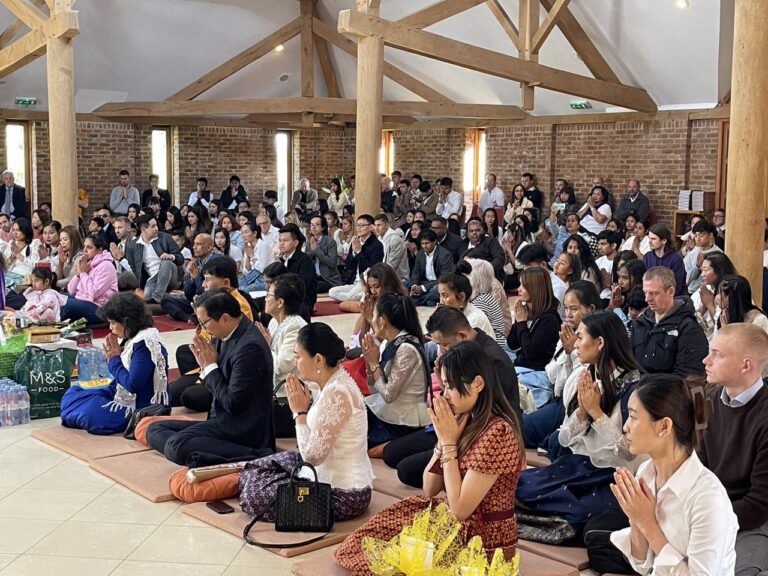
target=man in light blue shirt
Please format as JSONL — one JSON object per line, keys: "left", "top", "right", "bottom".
{"left": 109, "top": 170, "right": 140, "bottom": 215}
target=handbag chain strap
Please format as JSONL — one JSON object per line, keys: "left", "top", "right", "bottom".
{"left": 242, "top": 493, "right": 331, "bottom": 549}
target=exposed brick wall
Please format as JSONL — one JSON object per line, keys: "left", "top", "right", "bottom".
{"left": 16, "top": 117, "right": 720, "bottom": 228}
{"left": 485, "top": 124, "right": 555, "bottom": 205}
{"left": 392, "top": 128, "right": 465, "bottom": 189}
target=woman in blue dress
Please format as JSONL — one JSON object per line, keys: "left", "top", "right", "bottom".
{"left": 516, "top": 310, "right": 644, "bottom": 544}
{"left": 61, "top": 292, "right": 169, "bottom": 434}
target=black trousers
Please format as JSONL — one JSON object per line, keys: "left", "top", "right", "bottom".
{"left": 583, "top": 511, "right": 637, "bottom": 575}
{"left": 145, "top": 419, "right": 271, "bottom": 468}
{"left": 382, "top": 429, "right": 437, "bottom": 489}
{"left": 160, "top": 294, "right": 194, "bottom": 322}
{"left": 168, "top": 344, "right": 213, "bottom": 412}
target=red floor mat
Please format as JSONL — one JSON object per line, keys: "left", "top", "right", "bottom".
{"left": 313, "top": 300, "right": 345, "bottom": 316}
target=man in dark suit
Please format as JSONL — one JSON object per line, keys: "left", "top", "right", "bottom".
{"left": 409, "top": 229, "right": 455, "bottom": 306}
{"left": 96, "top": 206, "right": 119, "bottom": 247}
{"left": 146, "top": 289, "right": 274, "bottom": 467}
{"left": 521, "top": 172, "right": 542, "bottom": 210}
{"left": 124, "top": 214, "right": 184, "bottom": 303}
{"left": 278, "top": 223, "right": 317, "bottom": 319}
{"left": 463, "top": 217, "right": 506, "bottom": 283}
{"left": 1, "top": 170, "right": 27, "bottom": 220}
{"left": 345, "top": 214, "right": 384, "bottom": 284}
{"left": 430, "top": 216, "right": 464, "bottom": 264}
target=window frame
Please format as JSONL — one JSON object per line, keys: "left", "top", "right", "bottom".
{"left": 4, "top": 120, "right": 32, "bottom": 191}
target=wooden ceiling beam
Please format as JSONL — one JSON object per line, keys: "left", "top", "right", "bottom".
{"left": 94, "top": 97, "right": 526, "bottom": 119}
{"left": 338, "top": 10, "right": 656, "bottom": 112}
{"left": 485, "top": 0, "right": 518, "bottom": 48}
{"left": 300, "top": 0, "right": 314, "bottom": 98}
{"left": 0, "top": 0, "right": 47, "bottom": 48}
{"left": 313, "top": 17, "right": 452, "bottom": 103}
{"left": 518, "top": 0, "right": 538, "bottom": 109}
{"left": 0, "top": 18, "right": 25, "bottom": 48}
{"left": 2, "top": 0, "right": 48, "bottom": 29}
{"left": 312, "top": 5, "right": 340, "bottom": 98}
{"left": 538, "top": 0, "right": 619, "bottom": 83}
{"left": 396, "top": 0, "right": 486, "bottom": 29}
{"left": 531, "top": 0, "right": 570, "bottom": 53}
{"left": 0, "top": 8, "right": 77, "bottom": 78}
{"left": 166, "top": 17, "right": 301, "bottom": 101}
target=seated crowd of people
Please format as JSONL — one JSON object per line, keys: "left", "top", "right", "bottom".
{"left": 8, "top": 166, "right": 767, "bottom": 575}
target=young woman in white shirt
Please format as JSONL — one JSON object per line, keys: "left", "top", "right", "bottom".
{"left": 621, "top": 218, "right": 651, "bottom": 257}
{"left": 213, "top": 228, "right": 243, "bottom": 268}
{"left": 578, "top": 185, "right": 612, "bottom": 235}
{"left": 606, "top": 373, "right": 738, "bottom": 575}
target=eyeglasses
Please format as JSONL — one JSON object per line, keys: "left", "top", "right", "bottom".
{"left": 355, "top": 223, "right": 371, "bottom": 228}
{"left": 198, "top": 316, "right": 214, "bottom": 329}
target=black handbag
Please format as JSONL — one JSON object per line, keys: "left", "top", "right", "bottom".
{"left": 243, "top": 461, "right": 334, "bottom": 549}
{"left": 123, "top": 403, "right": 172, "bottom": 440}
{"left": 273, "top": 379, "right": 296, "bottom": 438}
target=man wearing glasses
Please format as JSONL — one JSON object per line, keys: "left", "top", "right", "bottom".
{"left": 345, "top": 214, "right": 384, "bottom": 284}
{"left": 430, "top": 216, "right": 464, "bottom": 264}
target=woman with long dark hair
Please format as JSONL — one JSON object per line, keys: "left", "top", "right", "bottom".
{"left": 693, "top": 252, "right": 736, "bottom": 337}
{"left": 348, "top": 262, "right": 407, "bottom": 347}
{"left": 609, "top": 258, "right": 646, "bottom": 325}
{"left": 336, "top": 340, "right": 525, "bottom": 568}
{"left": 507, "top": 267, "right": 562, "bottom": 408}
{"left": 564, "top": 233, "right": 601, "bottom": 289}
{"left": 577, "top": 185, "right": 612, "bottom": 235}
{"left": 60, "top": 292, "right": 168, "bottom": 434}
{"left": 523, "top": 281, "right": 601, "bottom": 458}
{"left": 483, "top": 207, "right": 503, "bottom": 239}
{"left": 362, "top": 293, "right": 430, "bottom": 454}
{"left": 164, "top": 206, "right": 185, "bottom": 234}
{"left": 717, "top": 274, "right": 768, "bottom": 336}
{"left": 327, "top": 177, "right": 348, "bottom": 213}
{"left": 516, "top": 310, "right": 643, "bottom": 544}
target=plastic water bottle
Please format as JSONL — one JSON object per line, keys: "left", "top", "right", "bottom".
{"left": 78, "top": 347, "right": 93, "bottom": 382}
{"left": 93, "top": 348, "right": 111, "bottom": 379}
{"left": 17, "top": 386, "right": 30, "bottom": 424}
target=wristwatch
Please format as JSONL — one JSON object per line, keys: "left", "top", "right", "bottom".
{"left": 292, "top": 411, "right": 308, "bottom": 420}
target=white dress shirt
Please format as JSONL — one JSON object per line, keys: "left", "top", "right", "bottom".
{"left": 424, "top": 248, "right": 437, "bottom": 284}
{"left": 137, "top": 236, "right": 161, "bottom": 278}
{"left": 610, "top": 452, "right": 738, "bottom": 575}
{"left": 256, "top": 225, "right": 280, "bottom": 272}
{"left": 478, "top": 186, "right": 505, "bottom": 212}
{"left": 436, "top": 190, "right": 463, "bottom": 219}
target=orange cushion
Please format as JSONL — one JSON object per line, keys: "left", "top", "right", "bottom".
{"left": 168, "top": 468, "right": 240, "bottom": 503}
{"left": 134, "top": 415, "right": 199, "bottom": 447}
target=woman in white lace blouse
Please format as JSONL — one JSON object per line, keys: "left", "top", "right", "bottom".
{"left": 284, "top": 323, "right": 374, "bottom": 520}
{"left": 361, "top": 293, "right": 431, "bottom": 457}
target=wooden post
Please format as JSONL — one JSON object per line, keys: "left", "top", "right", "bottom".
{"left": 518, "top": 0, "right": 538, "bottom": 110}
{"left": 45, "top": 0, "right": 78, "bottom": 227}
{"left": 725, "top": 0, "right": 768, "bottom": 306}
{"left": 351, "top": 0, "right": 383, "bottom": 219}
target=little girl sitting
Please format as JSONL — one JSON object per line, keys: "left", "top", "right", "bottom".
{"left": 23, "top": 265, "right": 67, "bottom": 322}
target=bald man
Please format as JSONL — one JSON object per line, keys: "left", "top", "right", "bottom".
{"left": 160, "top": 233, "right": 220, "bottom": 322}
{"left": 700, "top": 323, "right": 768, "bottom": 576}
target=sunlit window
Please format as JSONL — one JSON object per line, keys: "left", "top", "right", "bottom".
{"left": 4, "top": 123, "right": 27, "bottom": 187}
{"left": 275, "top": 131, "right": 291, "bottom": 207}
{"left": 151, "top": 128, "right": 170, "bottom": 189}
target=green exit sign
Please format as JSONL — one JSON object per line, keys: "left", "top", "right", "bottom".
{"left": 15, "top": 97, "right": 37, "bottom": 106}
{"left": 569, "top": 100, "right": 592, "bottom": 110}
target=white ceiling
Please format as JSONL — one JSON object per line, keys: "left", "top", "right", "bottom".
{"left": 0, "top": 0, "right": 734, "bottom": 116}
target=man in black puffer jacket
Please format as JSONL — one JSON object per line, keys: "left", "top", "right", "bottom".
{"left": 630, "top": 266, "right": 708, "bottom": 376}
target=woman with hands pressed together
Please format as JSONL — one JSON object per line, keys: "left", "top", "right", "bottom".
{"left": 516, "top": 310, "right": 644, "bottom": 544}
{"left": 61, "top": 293, "right": 169, "bottom": 434}
{"left": 507, "top": 267, "right": 562, "bottom": 408}
{"left": 361, "top": 293, "right": 431, "bottom": 456}
{"left": 60, "top": 233, "right": 118, "bottom": 324}
{"left": 272, "top": 323, "right": 373, "bottom": 520}
{"left": 603, "top": 374, "right": 737, "bottom": 575}
{"left": 253, "top": 273, "right": 307, "bottom": 392}
{"left": 523, "top": 281, "right": 601, "bottom": 459}
{"left": 336, "top": 341, "right": 525, "bottom": 571}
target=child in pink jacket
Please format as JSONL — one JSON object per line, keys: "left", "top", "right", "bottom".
{"left": 23, "top": 266, "right": 68, "bottom": 322}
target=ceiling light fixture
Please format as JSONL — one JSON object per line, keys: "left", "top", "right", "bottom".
{"left": 675, "top": 0, "right": 689, "bottom": 8}
{"left": 275, "top": 44, "right": 285, "bottom": 53}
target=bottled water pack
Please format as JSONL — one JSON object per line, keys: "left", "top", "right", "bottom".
{"left": 0, "top": 378, "right": 30, "bottom": 426}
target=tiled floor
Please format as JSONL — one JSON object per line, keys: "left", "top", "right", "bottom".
{"left": 0, "top": 304, "right": 595, "bottom": 575}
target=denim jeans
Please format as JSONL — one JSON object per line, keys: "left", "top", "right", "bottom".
{"left": 61, "top": 297, "right": 101, "bottom": 324}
